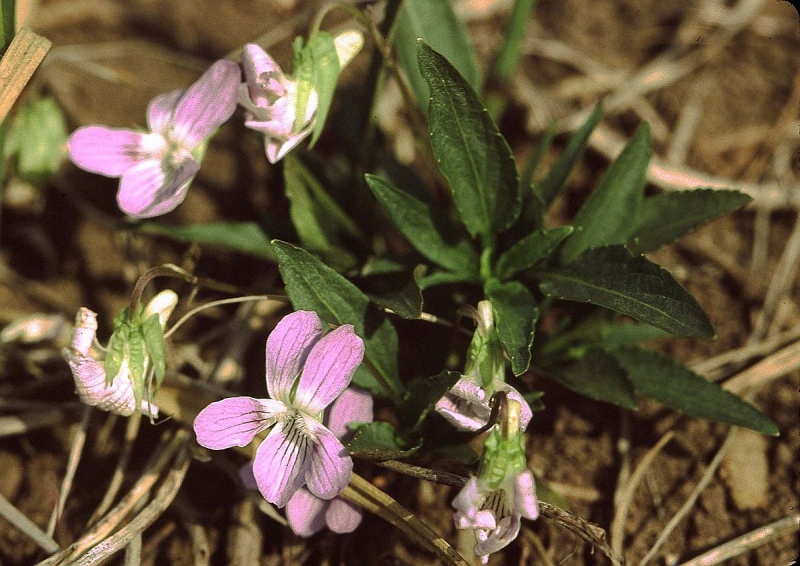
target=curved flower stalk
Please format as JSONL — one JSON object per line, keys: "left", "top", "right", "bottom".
{"left": 238, "top": 30, "right": 364, "bottom": 163}
{"left": 452, "top": 398, "right": 538, "bottom": 563}
{"left": 193, "top": 310, "right": 365, "bottom": 508}
{"left": 62, "top": 290, "right": 178, "bottom": 418}
{"left": 240, "top": 387, "right": 373, "bottom": 536}
{"left": 436, "top": 301, "right": 532, "bottom": 432}
{"left": 67, "top": 59, "right": 240, "bottom": 218}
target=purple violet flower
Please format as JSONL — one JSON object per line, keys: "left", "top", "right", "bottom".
{"left": 452, "top": 398, "right": 538, "bottom": 563}
{"left": 240, "top": 387, "right": 373, "bottom": 535}
{"left": 62, "top": 290, "right": 178, "bottom": 418}
{"left": 452, "top": 471, "right": 539, "bottom": 563}
{"left": 67, "top": 59, "right": 240, "bottom": 218}
{"left": 193, "top": 311, "right": 365, "bottom": 508}
{"left": 238, "top": 30, "right": 363, "bottom": 163}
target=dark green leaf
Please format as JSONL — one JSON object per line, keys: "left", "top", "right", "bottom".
{"left": 142, "top": 313, "right": 166, "bottom": 387}
{"left": 399, "top": 370, "right": 461, "bottom": 432}
{"left": 273, "top": 241, "right": 404, "bottom": 400}
{"left": 601, "top": 323, "right": 670, "bottom": 347}
{"left": 366, "top": 174, "right": 477, "bottom": 273}
{"left": 394, "top": 0, "right": 480, "bottom": 108}
{"left": 542, "top": 348, "right": 637, "bottom": 408}
{"left": 485, "top": 279, "right": 537, "bottom": 375}
{"left": 418, "top": 41, "right": 520, "bottom": 238}
{"left": 539, "top": 246, "right": 714, "bottom": 338}
{"left": 611, "top": 346, "right": 779, "bottom": 435}
{"left": 347, "top": 422, "right": 419, "bottom": 460}
{"left": 1, "top": 0, "right": 15, "bottom": 53}
{"left": 358, "top": 265, "right": 424, "bottom": 320}
{"left": 535, "top": 105, "right": 603, "bottom": 208}
{"left": 560, "top": 123, "right": 651, "bottom": 263}
{"left": 628, "top": 189, "right": 752, "bottom": 254}
{"left": 418, "top": 270, "right": 481, "bottom": 290}
{"left": 136, "top": 222, "right": 274, "bottom": 260}
{"left": 495, "top": 225, "right": 573, "bottom": 280}
{"left": 490, "top": 0, "right": 536, "bottom": 83}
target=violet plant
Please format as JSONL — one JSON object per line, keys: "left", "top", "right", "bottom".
{"left": 36, "top": 0, "right": 780, "bottom": 563}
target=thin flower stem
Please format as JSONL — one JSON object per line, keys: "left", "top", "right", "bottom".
{"left": 311, "top": 1, "right": 370, "bottom": 35}
{"left": 163, "top": 295, "right": 287, "bottom": 340}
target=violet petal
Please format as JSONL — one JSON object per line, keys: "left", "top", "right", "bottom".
{"left": 293, "top": 324, "right": 364, "bottom": 414}
{"left": 286, "top": 487, "right": 328, "bottom": 537}
{"left": 253, "top": 417, "right": 314, "bottom": 507}
{"left": 514, "top": 470, "right": 539, "bottom": 520}
{"left": 265, "top": 311, "right": 324, "bottom": 403}
{"left": 325, "top": 497, "right": 363, "bottom": 534}
{"left": 171, "top": 59, "right": 240, "bottom": 147}
{"left": 146, "top": 89, "right": 183, "bottom": 134}
{"left": 68, "top": 126, "right": 148, "bottom": 176}
{"left": 325, "top": 388, "right": 373, "bottom": 442}
{"left": 117, "top": 157, "right": 199, "bottom": 218}
{"left": 304, "top": 418, "right": 352, "bottom": 500}
{"left": 193, "top": 396, "right": 283, "bottom": 449}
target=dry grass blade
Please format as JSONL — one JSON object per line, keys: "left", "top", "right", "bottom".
{"left": 611, "top": 432, "right": 675, "bottom": 556}
{"left": 0, "top": 28, "right": 51, "bottom": 121}
{"left": 0, "top": 491, "right": 59, "bottom": 554}
{"left": 37, "top": 430, "right": 189, "bottom": 565}
{"left": 677, "top": 513, "right": 800, "bottom": 566}
{"left": 723, "top": 338, "right": 800, "bottom": 395}
{"left": 638, "top": 432, "right": 735, "bottom": 566}
{"left": 342, "top": 473, "right": 469, "bottom": 566}
{"left": 47, "top": 407, "right": 92, "bottom": 536}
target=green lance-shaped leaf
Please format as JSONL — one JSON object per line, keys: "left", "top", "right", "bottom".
{"left": 273, "top": 241, "right": 404, "bottom": 400}
{"left": 306, "top": 32, "right": 341, "bottom": 147}
{"left": 4, "top": 97, "right": 68, "bottom": 186}
{"left": 495, "top": 225, "right": 573, "bottom": 280}
{"left": 610, "top": 346, "right": 779, "bottom": 435}
{"left": 358, "top": 264, "right": 424, "bottom": 321}
{"left": 560, "top": 122, "right": 651, "bottom": 264}
{"left": 347, "top": 421, "right": 419, "bottom": 460}
{"left": 399, "top": 370, "right": 461, "bottom": 432}
{"left": 539, "top": 245, "right": 715, "bottom": 338}
{"left": 136, "top": 222, "right": 274, "bottom": 260}
{"left": 542, "top": 348, "right": 637, "bottom": 409}
{"left": 628, "top": 188, "right": 752, "bottom": 254}
{"left": 534, "top": 104, "right": 603, "bottom": 209}
{"left": 104, "top": 320, "right": 130, "bottom": 387}
{"left": 365, "top": 174, "right": 477, "bottom": 274}
{"left": 485, "top": 279, "right": 538, "bottom": 376}
{"left": 394, "top": 0, "right": 480, "bottom": 108}
{"left": 126, "top": 329, "right": 147, "bottom": 411}
{"left": 142, "top": 313, "right": 166, "bottom": 387}
{"left": 418, "top": 41, "right": 520, "bottom": 239}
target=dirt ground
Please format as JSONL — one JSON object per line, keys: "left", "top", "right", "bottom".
{"left": 0, "top": 0, "right": 798, "bottom": 564}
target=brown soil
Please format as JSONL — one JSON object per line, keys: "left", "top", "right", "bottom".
{"left": 0, "top": 0, "right": 798, "bottom": 564}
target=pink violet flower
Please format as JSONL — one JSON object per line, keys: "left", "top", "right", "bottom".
{"left": 238, "top": 30, "right": 363, "bottom": 163}
{"left": 240, "top": 387, "right": 373, "bottom": 535}
{"left": 452, "top": 398, "right": 538, "bottom": 563}
{"left": 193, "top": 310, "right": 365, "bottom": 508}
{"left": 67, "top": 59, "right": 240, "bottom": 218}
{"left": 452, "top": 471, "right": 538, "bottom": 563}
{"left": 62, "top": 290, "right": 178, "bottom": 418}
{"left": 435, "top": 301, "right": 532, "bottom": 432}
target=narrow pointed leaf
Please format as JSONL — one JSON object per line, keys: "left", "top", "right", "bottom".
{"left": 542, "top": 348, "right": 637, "bottom": 408}
{"left": 127, "top": 331, "right": 146, "bottom": 411}
{"left": 399, "top": 370, "right": 461, "bottom": 432}
{"left": 273, "top": 241, "right": 404, "bottom": 400}
{"left": 628, "top": 189, "right": 752, "bottom": 254}
{"left": 560, "top": 123, "right": 651, "bottom": 264}
{"left": 418, "top": 41, "right": 520, "bottom": 238}
{"left": 142, "top": 313, "right": 166, "bottom": 386}
{"left": 496, "top": 225, "right": 573, "bottom": 280}
{"left": 394, "top": 0, "right": 480, "bottom": 108}
{"left": 306, "top": 32, "right": 340, "bottom": 147}
{"left": 534, "top": 105, "right": 602, "bottom": 208}
{"left": 136, "top": 222, "right": 274, "bottom": 260}
{"left": 611, "top": 346, "right": 779, "bottom": 435}
{"left": 347, "top": 422, "right": 419, "bottom": 460}
{"left": 358, "top": 265, "right": 424, "bottom": 320}
{"left": 366, "top": 174, "right": 477, "bottom": 273}
{"left": 104, "top": 325, "right": 129, "bottom": 386}
{"left": 539, "top": 246, "right": 715, "bottom": 338}
{"left": 485, "top": 279, "right": 538, "bottom": 375}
